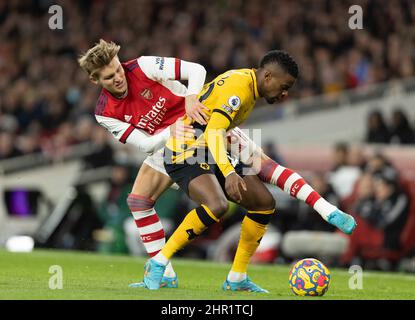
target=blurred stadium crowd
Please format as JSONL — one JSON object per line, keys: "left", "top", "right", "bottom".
{"left": 1, "top": 0, "right": 415, "bottom": 270}
{"left": 1, "top": 0, "right": 415, "bottom": 160}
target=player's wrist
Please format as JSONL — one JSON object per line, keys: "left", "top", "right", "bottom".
{"left": 224, "top": 170, "right": 236, "bottom": 178}
{"left": 185, "top": 94, "right": 197, "bottom": 98}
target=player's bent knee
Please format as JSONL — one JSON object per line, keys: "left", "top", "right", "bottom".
{"left": 126, "top": 193, "right": 155, "bottom": 212}
{"left": 253, "top": 193, "right": 276, "bottom": 211}
{"left": 265, "top": 195, "right": 276, "bottom": 211}
{"left": 206, "top": 198, "right": 229, "bottom": 219}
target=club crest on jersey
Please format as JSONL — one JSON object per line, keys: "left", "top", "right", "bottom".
{"left": 227, "top": 95, "right": 241, "bottom": 110}
{"left": 124, "top": 115, "right": 132, "bottom": 122}
{"left": 200, "top": 163, "right": 210, "bottom": 171}
{"left": 141, "top": 88, "right": 153, "bottom": 100}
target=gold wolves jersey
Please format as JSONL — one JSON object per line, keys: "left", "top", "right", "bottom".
{"left": 165, "top": 68, "right": 260, "bottom": 177}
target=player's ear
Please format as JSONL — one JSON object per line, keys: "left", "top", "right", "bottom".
{"left": 89, "top": 75, "right": 99, "bottom": 85}
{"left": 264, "top": 69, "right": 272, "bottom": 82}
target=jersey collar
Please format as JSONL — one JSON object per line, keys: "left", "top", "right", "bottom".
{"left": 250, "top": 69, "right": 260, "bottom": 100}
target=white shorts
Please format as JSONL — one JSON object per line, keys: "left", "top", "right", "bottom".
{"left": 143, "top": 148, "right": 180, "bottom": 190}
{"left": 143, "top": 148, "right": 167, "bottom": 176}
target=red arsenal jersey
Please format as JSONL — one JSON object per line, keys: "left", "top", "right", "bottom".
{"left": 95, "top": 56, "right": 187, "bottom": 144}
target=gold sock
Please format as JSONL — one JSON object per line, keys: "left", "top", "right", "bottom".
{"left": 231, "top": 209, "right": 275, "bottom": 274}
{"left": 161, "top": 204, "right": 218, "bottom": 259}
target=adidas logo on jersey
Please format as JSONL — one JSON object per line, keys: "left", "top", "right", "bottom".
{"left": 124, "top": 115, "right": 132, "bottom": 122}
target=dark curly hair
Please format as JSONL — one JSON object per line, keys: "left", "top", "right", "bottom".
{"left": 259, "top": 50, "right": 299, "bottom": 78}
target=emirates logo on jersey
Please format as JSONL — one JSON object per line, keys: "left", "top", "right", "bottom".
{"left": 141, "top": 88, "right": 153, "bottom": 100}
{"left": 124, "top": 115, "right": 132, "bottom": 122}
{"left": 137, "top": 96, "right": 167, "bottom": 134}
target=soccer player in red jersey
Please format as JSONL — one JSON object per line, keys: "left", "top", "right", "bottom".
{"left": 79, "top": 39, "right": 208, "bottom": 286}
{"left": 79, "top": 40, "right": 355, "bottom": 289}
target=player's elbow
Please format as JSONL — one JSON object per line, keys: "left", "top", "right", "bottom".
{"left": 200, "top": 65, "right": 207, "bottom": 77}
{"left": 194, "top": 62, "right": 206, "bottom": 78}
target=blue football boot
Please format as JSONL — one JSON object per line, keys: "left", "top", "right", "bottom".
{"left": 327, "top": 209, "right": 357, "bottom": 234}
{"left": 160, "top": 275, "right": 179, "bottom": 288}
{"left": 143, "top": 259, "right": 166, "bottom": 290}
{"left": 222, "top": 277, "right": 269, "bottom": 293}
{"left": 129, "top": 274, "right": 178, "bottom": 289}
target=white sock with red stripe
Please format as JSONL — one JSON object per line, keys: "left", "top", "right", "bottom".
{"left": 258, "top": 159, "right": 336, "bottom": 221}
{"left": 127, "top": 194, "right": 176, "bottom": 278}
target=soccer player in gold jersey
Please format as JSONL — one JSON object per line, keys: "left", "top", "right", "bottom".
{"left": 142, "top": 51, "right": 355, "bottom": 292}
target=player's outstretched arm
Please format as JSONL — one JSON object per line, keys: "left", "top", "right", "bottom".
{"left": 95, "top": 115, "right": 194, "bottom": 154}
{"left": 185, "top": 94, "right": 210, "bottom": 125}
{"left": 138, "top": 56, "right": 209, "bottom": 125}
{"left": 180, "top": 60, "right": 209, "bottom": 125}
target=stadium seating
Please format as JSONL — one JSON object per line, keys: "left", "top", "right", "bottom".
{"left": 278, "top": 144, "right": 415, "bottom": 265}
{"left": 358, "top": 180, "right": 415, "bottom": 262}
{"left": 277, "top": 144, "right": 415, "bottom": 178}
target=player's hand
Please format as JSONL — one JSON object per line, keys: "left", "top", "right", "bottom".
{"left": 185, "top": 94, "right": 210, "bottom": 125}
{"left": 226, "top": 134, "right": 238, "bottom": 152}
{"left": 225, "top": 172, "right": 247, "bottom": 203}
{"left": 170, "top": 116, "right": 195, "bottom": 140}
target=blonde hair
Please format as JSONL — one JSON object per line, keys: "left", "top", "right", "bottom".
{"left": 78, "top": 39, "right": 120, "bottom": 79}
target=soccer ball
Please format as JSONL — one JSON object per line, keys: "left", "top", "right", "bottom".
{"left": 288, "top": 258, "right": 330, "bottom": 296}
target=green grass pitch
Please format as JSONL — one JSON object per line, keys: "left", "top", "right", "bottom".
{"left": 0, "top": 249, "right": 414, "bottom": 300}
